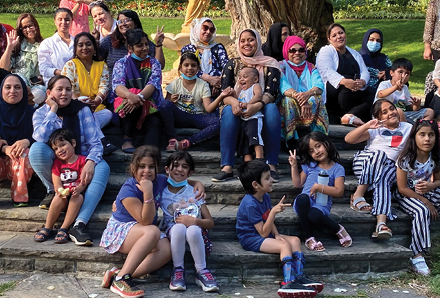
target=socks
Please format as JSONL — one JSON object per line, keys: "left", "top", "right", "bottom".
{"left": 292, "top": 251, "right": 305, "bottom": 277}
{"left": 281, "top": 256, "right": 294, "bottom": 283}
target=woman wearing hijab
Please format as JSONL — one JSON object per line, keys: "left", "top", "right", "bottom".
{"left": 211, "top": 29, "right": 282, "bottom": 183}
{"left": 181, "top": 17, "right": 229, "bottom": 97}
{"left": 0, "top": 74, "right": 35, "bottom": 207}
{"left": 279, "top": 36, "right": 328, "bottom": 150}
{"left": 30, "top": 74, "right": 109, "bottom": 246}
{"left": 359, "top": 28, "right": 391, "bottom": 91}
{"left": 262, "top": 22, "right": 290, "bottom": 61}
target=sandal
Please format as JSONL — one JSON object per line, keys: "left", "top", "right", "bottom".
{"left": 34, "top": 227, "right": 53, "bottom": 242}
{"left": 122, "top": 138, "right": 135, "bottom": 154}
{"left": 410, "top": 257, "right": 431, "bottom": 276}
{"left": 54, "top": 228, "right": 69, "bottom": 244}
{"left": 177, "top": 139, "right": 190, "bottom": 150}
{"left": 372, "top": 221, "right": 392, "bottom": 239}
{"left": 341, "top": 114, "right": 363, "bottom": 127}
{"left": 350, "top": 196, "right": 372, "bottom": 214}
{"left": 305, "top": 237, "right": 325, "bottom": 251}
{"left": 166, "top": 139, "right": 177, "bottom": 153}
{"left": 336, "top": 225, "right": 352, "bottom": 247}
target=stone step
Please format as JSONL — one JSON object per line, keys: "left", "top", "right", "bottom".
{"left": 0, "top": 231, "right": 413, "bottom": 282}
{"left": 104, "top": 148, "right": 359, "bottom": 175}
{"left": 102, "top": 124, "right": 364, "bottom": 152}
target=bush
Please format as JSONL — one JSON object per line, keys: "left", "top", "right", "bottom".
{"left": 0, "top": 0, "right": 229, "bottom": 17}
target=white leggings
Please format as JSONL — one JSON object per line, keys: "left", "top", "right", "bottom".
{"left": 168, "top": 223, "right": 206, "bottom": 272}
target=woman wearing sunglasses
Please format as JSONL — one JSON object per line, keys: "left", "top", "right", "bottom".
{"left": 316, "top": 23, "right": 372, "bottom": 127}
{"left": 181, "top": 17, "right": 228, "bottom": 98}
{"left": 99, "top": 10, "right": 165, "bottom": 106}
{"left": 279, "top": 36, "right": 328, "bottom": 150}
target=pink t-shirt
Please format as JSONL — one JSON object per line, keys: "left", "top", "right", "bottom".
{"left": 59, "top": 0, "right": 90, "bottom": 36}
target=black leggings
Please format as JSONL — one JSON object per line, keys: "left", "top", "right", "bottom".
{"left": 120, "top": 108, "right": 163, "bottom": 148}
{"left": 295, "top": 194, "right": 340, "bottom": 239}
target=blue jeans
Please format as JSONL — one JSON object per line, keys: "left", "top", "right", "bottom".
{"left": 220, "top": 103, "right": 281, "bottom": 167}
{"left": 29, "top": 142, "right": 110, "bottom": 223}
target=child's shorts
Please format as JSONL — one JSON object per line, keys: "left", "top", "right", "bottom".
{"left": 237, "top": 118, "right": 264, "bottom": 156}
{"left": 239, "top": 233, "right": 274, "bottom": 252}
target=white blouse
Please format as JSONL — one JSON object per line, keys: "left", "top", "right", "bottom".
{"left": 316, "top": 44, "right": 370, "bottom": 90}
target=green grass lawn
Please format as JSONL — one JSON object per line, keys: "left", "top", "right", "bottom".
{"left": 0, "top": 14, "right": 432, "bottom": 94}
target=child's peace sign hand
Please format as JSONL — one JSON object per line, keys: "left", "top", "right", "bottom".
{"left": 271, "top": 196, "right": 290, "bottom": 214}
{"left": 367, "top": 119, "right": 381, "bottom": 129}
{"left": 288, "top": 150, "right": 297, "bottom": 167}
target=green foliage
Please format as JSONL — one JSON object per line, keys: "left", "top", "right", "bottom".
{"left": 0, "top": 281, "right": 16, "bottom": 295}
{"left": 330, "top": 0, "right": 428, "bottom": 19}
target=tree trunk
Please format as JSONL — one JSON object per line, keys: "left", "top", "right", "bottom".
{"left": 224, "top": 0, "right": 334, "bottom": 61}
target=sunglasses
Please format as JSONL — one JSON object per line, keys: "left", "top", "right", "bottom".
{"left": 201, "top": 25, "right": 215, "bottom": 34}
{"left": 117, "top": 18, "right": 132, "bottom": 25}
{"left": 288, "top": 47, "right": 305, "bottom": 54}
{"left": 89, "top": 0, "right": 103, "bottom": 8}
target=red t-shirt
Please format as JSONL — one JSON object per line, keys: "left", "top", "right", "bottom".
{"left": 52, "top": 155, "right": 87, "bottom": 190}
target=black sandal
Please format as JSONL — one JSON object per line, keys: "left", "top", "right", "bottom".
{"left": 54, "top": 228, "right": 69, "bottom": 244}
{"left": 34, "top": 228, "right": 53, "bottom": 242}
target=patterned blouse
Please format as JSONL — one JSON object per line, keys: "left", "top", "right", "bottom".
{"left": 221, "top": 58, "right": 280, "bottom": 101}
{"left": 366, "top": 55, "right": 392, "bottom": 89}
{"left": 61, "top": 60, "right": 110, "bottom": 98}
{"left": 181, "top": 43, "right": 229, "bottom": 77}
{"left": 10, "top": 39, "right": 41, "bottom": 83}
{"left": 424, "top": 0, "right": 440, "bottom": 50}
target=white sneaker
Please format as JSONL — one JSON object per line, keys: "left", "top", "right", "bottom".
{"left": 410, "top": 257, "right": 431, "bottom": 276}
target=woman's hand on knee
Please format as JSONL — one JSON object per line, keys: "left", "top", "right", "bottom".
{"left": 80, "top": 160, "right": 96, "bottom": 186}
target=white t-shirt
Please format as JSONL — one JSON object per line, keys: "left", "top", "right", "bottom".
{"left": 159, "top": 184, "right": 205, "bottom": 231}
{"left": 397, "top": 154, "right": 435, "bottom": 189}
{"left": 238, "top": 84, "right": 263, "bottom": 121}
{"left": 375, "top": 80, "right": 412, "bottom": 109}
{"left": 165, "top": 77, "right": 211, "bottom": 114}
{"left": 366, "top": 122, "right": 413, "bottom": 161}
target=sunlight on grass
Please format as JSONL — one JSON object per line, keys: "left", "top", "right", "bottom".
{"left": 0, "top": 14, "right": 432, "bottom": 94}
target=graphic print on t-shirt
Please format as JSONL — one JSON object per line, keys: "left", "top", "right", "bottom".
{"left": 262, "top": 208, "right": 270, "bottom": 221}
{"left": 381, "top": 130, "right": 404, "bottom": 147}
{"left": 60, "top": 167, "right": 80, "bottom": 189}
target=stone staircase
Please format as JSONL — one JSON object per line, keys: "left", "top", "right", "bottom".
{"left": 0, "top": 124, "right": 437, "bottom": 283}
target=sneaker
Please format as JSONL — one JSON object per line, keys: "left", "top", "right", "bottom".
{"left": 102, "top": 266, "right": 120, "bottom": 288}
{"left": 102, "top": 137, "right": 118, "bottom": 156}
{"left": 195, "top": 268, "right": 219, "bottom": 292}
{"left": 296, "top": 275, "right": 324, "bottom": 293}
{"left": 169, "top": 267, "right": 186, "bottom": 291}
{"left": 166, "top": 139, "right": 177, "bottom": 152}
{"left": 270, "top": 170, "right": 280, "bottom": 183}
{"left": 277, "top": 280, "right": 317, "bottom": 298}
{"left": 39, "top": 191, "right": 55, "bottom": 210}
{"left": 212, "top": 171, "right": 234, "bottom": 182}
{"left": 410, "top": 256, "right": 431, "bottom": 276}
{"left": 69, "top": 222, "right": 93, "bottom": 246}
{"left": 110, "top": 274, "right": 144, "bottom": 298}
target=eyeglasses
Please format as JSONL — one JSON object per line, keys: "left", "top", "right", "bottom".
{"left": 201, "top": 25, "right": 215, "bottom": 34}
{"left": 20, "top": 24, "right": 35, "bottom": 31}
{"left": 288, "top": 47, "right": 305, "bottom": 54}
{"left": 117, "top": 18, "right": 132, "bottom": 25}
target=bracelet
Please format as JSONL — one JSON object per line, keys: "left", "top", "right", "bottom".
{"left": 96, "top": 96, "right": 103, "bottom": 104}
{"left": 322, "top": 184, "right": 325, "bottom": 193}
{"left": 143, "top": 198, "right": 154, "bottom": 204}
{"left": 156, "top": 44, "right": 163, "bottom": 47}
{"left": 260, "top": 100, "right": 266, "bottom": 109}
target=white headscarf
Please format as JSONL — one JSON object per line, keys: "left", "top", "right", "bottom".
{"left": 190, "top": 17, "right": 217, "bottom": 74}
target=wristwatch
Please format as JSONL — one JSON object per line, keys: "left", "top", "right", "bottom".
{"left": 138, "top": 94, "right": 145, "bottom": 101}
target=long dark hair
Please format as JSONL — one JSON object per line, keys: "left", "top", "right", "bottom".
{"left": 297, "top": 131, "right": 340, "bottom": 166}
{"left": 72, "top": 32, "right": 100, "bottom": 61}
{"left": 111, "top": 9, "right": 143, "bottom": 48}
{"left": 14, "top": 13, "right": 44, "bottom": 57}
{"left": 397, "top": 119, "right": 440, "bottom": 173}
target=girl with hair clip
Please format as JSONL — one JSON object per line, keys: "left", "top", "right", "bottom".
{"left": 289, "top": 132, "right": 350, "bottom": 251}
{"left": 395, "top": 119, "right": 440, "bottom": 276}
{"left": 345, "top": 99, "right": 412, "bottom": 239}
{"left": 160, "top": 52, "right": 219, "bottom": 152}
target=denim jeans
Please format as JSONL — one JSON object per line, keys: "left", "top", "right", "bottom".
{"left": 220, "top": 103, "right": 281, "bottom": 167}
{"left": 29, "top": 142, "right": 110, "bottom": 223}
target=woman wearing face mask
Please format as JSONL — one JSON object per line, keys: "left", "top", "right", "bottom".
{"left": 359, "top": 29, "right": 391, "bottom": 91}
{"left": 181, "top": 17, "right": 229, "bottom": 98}
{"left": 112, "top": 29, "right": 164, "bottom": 153}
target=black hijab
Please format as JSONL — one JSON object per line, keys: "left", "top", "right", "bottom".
{"left": 0, "top": 74, "right": 34, "bottom": 144}
{"left": 56, "top": 96, "right": 88, "bottom": 155}
{"left": 262, "top": 22, "right": 288, "bottom": 61}
{"left": 359, "top": 28, "right": 388, "bottom": 71}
